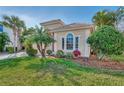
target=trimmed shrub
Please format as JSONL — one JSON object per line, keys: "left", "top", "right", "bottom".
{"left": 87, "top": 25, "right": 124, "bottom": 60}
{"left": 46, "top": 50, "right": 52, "bottom": 56}
{"left": 73, "top": 50, "right": 81, "bottom": 57}
{"left": 6, "top": 47, "right": 14, "bottom": 53}
{"left": 56, "top": 50, "right": 64, "bottom": 58}
{"left": 26, "top": 48, "right": 37, "bottom": 56}
{"left": 65, "top": 52, "right": 73, "bottom": 59}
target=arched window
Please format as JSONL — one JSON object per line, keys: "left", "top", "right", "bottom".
{"left": 66, "top": 33, "right": 73, "bottom": 50}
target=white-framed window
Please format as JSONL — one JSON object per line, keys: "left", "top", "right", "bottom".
{"left": 66, "top": 33, "right": 73, "bottom": 50}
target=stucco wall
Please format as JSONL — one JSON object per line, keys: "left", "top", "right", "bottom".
{"left": 33, "top": 28, "right": 91, "bottom": 57}
{"left": 52, "top": 28, "right": 91, "bottom": 57}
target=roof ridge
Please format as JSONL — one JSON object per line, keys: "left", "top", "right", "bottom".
{"left": 40, "top": 19, "right": 65, "bottom": 25}
{"left": 50, "top": 22, "right": 93, "bottom": 31}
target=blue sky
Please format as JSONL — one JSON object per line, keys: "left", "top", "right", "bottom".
{"left": 0, "top": 6, "right": 120, "bottom": 27}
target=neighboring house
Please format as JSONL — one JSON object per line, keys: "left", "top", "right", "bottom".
{"left": 0, "top": 24, "right": 3, "bottom": 33}
{"left": 0, "top": 24, "right": 17, "bottom": 49}
{"left": 36, "top": 19, "right": 94, "bottom": 58}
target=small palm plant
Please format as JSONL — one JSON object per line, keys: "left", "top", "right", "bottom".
{"left": 24, "top": 26, "right": 55, "bottom": 57}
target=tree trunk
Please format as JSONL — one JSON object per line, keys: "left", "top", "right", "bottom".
{"left": 41, "top": 49, "right": 46, "bottom": 58}
{"left": 17, "top": 30, "right": 22, "bottom": 51}
{"left": 36, "top": 43, "right": 42, "bottom": 55}
{"left": 36, "top": 43, "right": 47, "bottom": 58}
{"left": 12, "top": 26, "right": 18, "bottom": 54}
{"left": 13, "top": 31, "right": 17, "bottom": 53}
{"left": 40, "top": 43, "right": 46, "bottom": 58}
{"left": 41, "top": 44, "right": 47, "bottom": 58}
{"left": 97, "top": 53, "right": 105, "bottom": 61}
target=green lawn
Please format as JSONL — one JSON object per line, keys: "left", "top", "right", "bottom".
{"left": 0, "top": 57, "right": 124, "bottom": 85}
{"left": 109, "top": 55, "right": 124, "bottom": 62}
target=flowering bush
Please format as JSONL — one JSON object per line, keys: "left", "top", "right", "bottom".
{"left": 73, "top": 50, "right": 81, "bottom": 57}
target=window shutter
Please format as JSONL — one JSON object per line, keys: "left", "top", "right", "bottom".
{"left": 62, "top": 37, "right": 64, "bottom": 50}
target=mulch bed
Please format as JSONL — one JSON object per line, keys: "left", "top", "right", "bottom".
{"left": 73, "top": 55, "right": 124, "bottom": 70}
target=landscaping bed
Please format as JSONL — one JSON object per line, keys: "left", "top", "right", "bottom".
{"left": 73, "top": 55, "right": 124, "bottom": 70}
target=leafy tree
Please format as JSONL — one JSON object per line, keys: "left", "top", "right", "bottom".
{"left": 92, "top": 10, "right": 116, "bottom": 27}
{"left": 0, "top": 32, "right": 10, "bottom": 52}
{"left": 87, "top": 25, "right": 124, "bottom": 60}
{"left": 93, "top": 7, "right": 124, "bottom": 27}
{"left": 24, "top": 26, "right": 55, "bottom": 57}
{"left": 2, "top": 15, "right": 25, "bottom": 52}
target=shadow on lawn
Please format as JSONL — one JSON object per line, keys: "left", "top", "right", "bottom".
{"left": 0, "top": 57, "right": 32, "bottom": 70}
{"left": 26, "top": 62, "right": 67, "bottom": 75}
{"left": 26, "top": 58, "right": 124, "bottom": 77}
{"left": 25, "top": 58, "right": 124, "bottom": 85}
{"left": 26, "top": 62, "right": 83, "bottom": 85}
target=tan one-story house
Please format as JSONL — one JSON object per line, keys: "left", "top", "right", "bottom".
{"left": 35, "top": 19, "right": 94, "bottom": 58}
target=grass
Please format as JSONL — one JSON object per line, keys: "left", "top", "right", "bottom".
{"left": 109, "top": 55, "right": 124, "bottom": 62}
{"left": 0, "top": 57, "right": 124, "bottom": 85}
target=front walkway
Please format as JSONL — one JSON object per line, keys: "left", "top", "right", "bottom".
{"left": 0, "top": 52, "right": 28, "bottom": 60}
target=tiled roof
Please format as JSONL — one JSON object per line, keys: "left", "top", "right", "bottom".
{"left": 49, "top": 23, "right": 93, "bottom": 32}
{"left": 40, "top": 19, "right": 65, "bottom": 26}
{"left": 40, "top": 19, "right": 94, "bottom": 32}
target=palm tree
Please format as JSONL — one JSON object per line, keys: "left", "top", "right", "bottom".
{"left": 93, "top": 7, "right": 124, "bottom": 28}
{"left": 21, "top": 27, "right": 35, "bottom": 50}
{"left": 2, "top": 15, "right": 25, "bottom": 52}
{"left": 21, "top": 27, "right": 35, "bottom": 43}
{"left": 24, "top": 26, "right": 55, "bottom": 57}
{"left": 92, "top": 10, "right": 116, "bottom": 27}
{"left": 16, "top": 19, "right": 26, "bottom": 51}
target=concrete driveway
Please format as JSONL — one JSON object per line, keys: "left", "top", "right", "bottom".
{"left": 0, "top": 52, "right": 28, "bottom": 60}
